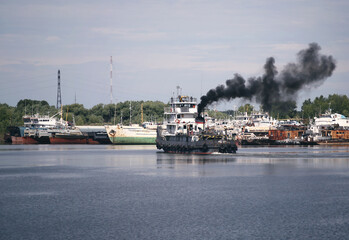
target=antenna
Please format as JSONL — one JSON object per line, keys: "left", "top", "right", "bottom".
{"left": 110, "top": 56, "right": 113, "bottom": 104}
{"left": 57, "top": 70, "right": 62, "bottom": 109}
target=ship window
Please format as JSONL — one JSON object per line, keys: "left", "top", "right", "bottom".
{"left": 184, "top": 125, "right": 187, "bottom": 129}
{"left": 177, "top": 114, "right": 181, "bottom": 118}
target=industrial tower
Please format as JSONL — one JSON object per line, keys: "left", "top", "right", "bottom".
{"left": 57, "top": 70, "right": 62, "bottom": 109}
{"left": 110, "top": 56, "right": 113, "bottom": 104}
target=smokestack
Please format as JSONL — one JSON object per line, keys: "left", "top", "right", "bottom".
{"left": 198, "top": 43, "right": 336, "bottom": 115}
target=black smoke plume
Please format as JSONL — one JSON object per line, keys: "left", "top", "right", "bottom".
{"left": 197, "top": 43, "right": 336, "bottom": 115}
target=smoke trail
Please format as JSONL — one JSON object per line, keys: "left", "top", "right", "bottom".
{"left": 197, "top": 43, "right": 336, "bottom": 115}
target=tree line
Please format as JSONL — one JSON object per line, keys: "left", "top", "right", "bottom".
{"left": 0, "top": 99, "right": 167, "bottom": 141}
{"left": 220, "top": 94, "right": 349, "bottom": 120}
{"left": 1, "top": 94, "right": 349, "bottom": 142}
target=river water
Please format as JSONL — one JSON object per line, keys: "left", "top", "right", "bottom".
{"left": 1, "top": 145, "right": 349, "bottom": 240}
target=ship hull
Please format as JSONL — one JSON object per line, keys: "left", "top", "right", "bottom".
{"left": 77, "top": 126, "right": 112, "bottom": 144}
{"left": 156, "top": 134, "right": 238, "bottom": 154}
{"left": 49, "top": 138, "right": 88, "bottom": 144}
{"left": 86, "top": 138, "right": 101, "bottom": 144}
{"left": 109, "top": 136, "right": 156, "bottom": 145}
{"left": 49, "top": 136, "right": 88, "bottom": 144}
{"left": 11, "top": 136, "right": 50, "bottom": 144}
{"left": 11, "top": 136, "right": 39, "bottom": 144}
{"left": 106, "top": 125, "right": 156, "bottom": 145}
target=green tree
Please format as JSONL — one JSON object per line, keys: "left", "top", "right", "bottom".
{"left": 300, "top": 94, "right": 349, "bottom": 120}
{"left": 238, "top": 104, "right": 254, "bottom": 115}
{"left": 74, "top": 115, "right": 86, "bottom": 125}
{"left": 207, "top": 110, "right": 229, "bottom": 119}
{"left": 269, "top": 100, "right": 298, "bottom": 119}
{"left": 88, "top": 114, "right": 104, "bottom": 124}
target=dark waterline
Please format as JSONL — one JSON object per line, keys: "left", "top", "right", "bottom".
{"left": 1, "top": 145, "right": 349, "bottom": 240}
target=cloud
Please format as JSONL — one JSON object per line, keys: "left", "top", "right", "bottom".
{"left": 31, "top": 56, "right": 106, "bottom": 66}
{"left": 0, "top": 59, "right": 22, "bottom": 66}
{"left": 91, "top": 28, "right": 168, "bottom": 41}
{"left": 116, "top": 50, "right": 262, "bottom": 76}
{"left": 269, "top": 43, "right": 307, "bottom": 51}
{"left": 0, "top": 33, "right": 34, "bottom": 42}
{"left": 45, "top": 36, "right": 60, "bottom": 42}
{"left": 191, "top": 44, "right": 231, "bottom": 51}
{"left": 336, "top": 60, "right": 349, "bottom": 73}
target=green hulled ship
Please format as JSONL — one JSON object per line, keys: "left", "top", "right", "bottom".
{"left": 105, "top": 124, "right": 156, "bottom": 145}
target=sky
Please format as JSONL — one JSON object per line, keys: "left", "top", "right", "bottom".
{"left": 0, "top": 0, "right": 348, "bottom": 110}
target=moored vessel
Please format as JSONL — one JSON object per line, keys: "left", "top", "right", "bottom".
{"left": 49, "top": 128, "right": 88, "bottom": 144}
{"left": 9, "top": 114, "right": 57, "bottom": 144}
{"left": 76, "top": 126, "right": 111, "bottom": 144}
{"left": 105, "top": 124, "right": 156, "bottom": 144}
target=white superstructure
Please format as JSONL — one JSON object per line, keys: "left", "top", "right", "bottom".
{"left": 163, "top": 95, "right": 202, "bottom": 136}
{"left": 314, "top": 112, "right": 349, "bottom": 128}
{"left": 23, "top": 114, "right": 58, "bottom": 128}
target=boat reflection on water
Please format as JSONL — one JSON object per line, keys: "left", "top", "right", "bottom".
{"left": 155, "top": 151, "right": 295, "bottom": 178}
{"left": 156, "top": 151, "right": 238, "bottom": 164}
{"left": 156, "top": 152, "right": 239, "bottom": 177}
{"left": 155, "top": 145, "right": 349, "bottom": 177}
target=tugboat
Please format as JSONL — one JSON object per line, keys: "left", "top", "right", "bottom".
{"left": 156, "top": 95, "right": 238, "bottom": 154}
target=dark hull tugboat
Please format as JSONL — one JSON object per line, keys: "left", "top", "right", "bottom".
{"left": 156, "top": 94, "right": 238, "bottom": 154}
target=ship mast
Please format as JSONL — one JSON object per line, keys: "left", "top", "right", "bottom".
{"left": 141, "top": 103, "right": 144, "bottom": 123}
{"left": 60, "top": 105, "right": 63, "bottom": 125}
{"left": 113, "top": 103, "right": 117, "bottom": 125}
{"left": 129, "top": 101, "right": 132, "bottom": 125}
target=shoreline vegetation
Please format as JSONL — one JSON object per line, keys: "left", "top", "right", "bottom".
{"left": 1, "top": 94, "right": 349, "bottom": 143}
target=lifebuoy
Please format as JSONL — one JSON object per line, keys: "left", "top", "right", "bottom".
{"left": 109, "top": 130, "right": 116, "bottom": 137}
